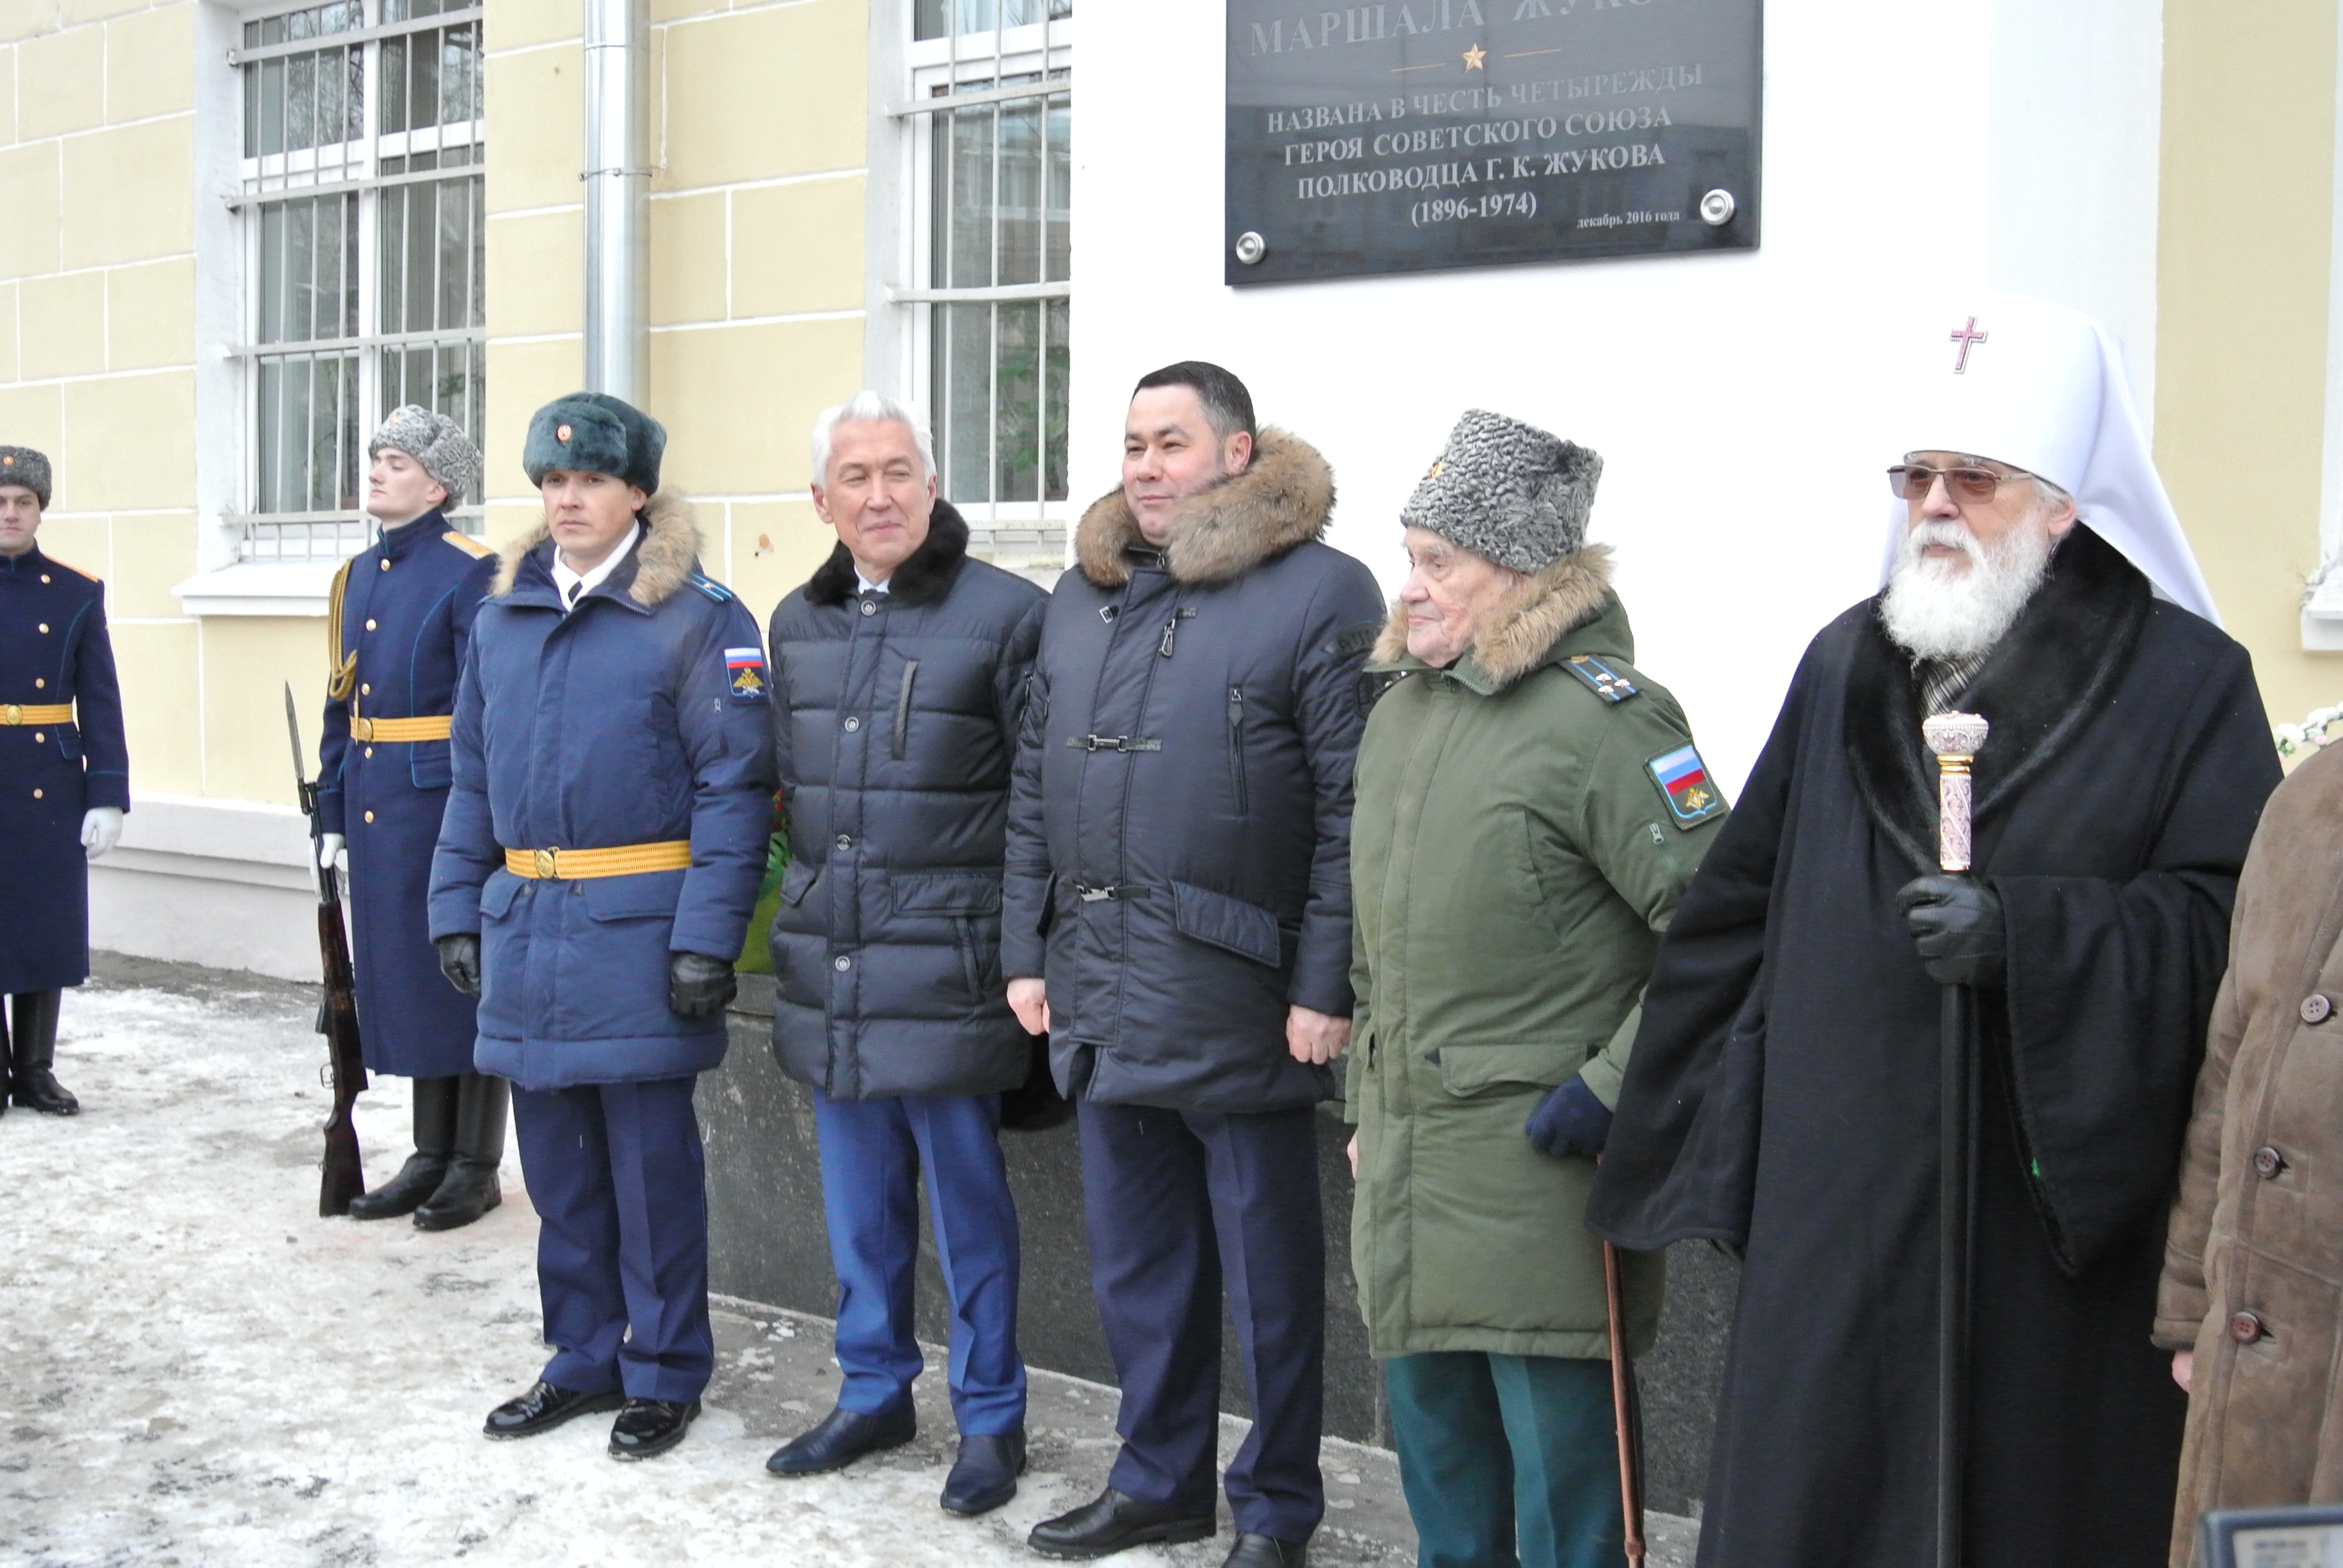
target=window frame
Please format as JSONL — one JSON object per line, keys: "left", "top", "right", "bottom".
{"left": 228, "top": 0, "right": 487, "bottom": 564}
{"left": 897, "top": 8, "right": 1073, "bottom": 541}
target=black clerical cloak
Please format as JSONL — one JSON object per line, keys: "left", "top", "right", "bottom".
{"left": 1587, "top": 526, "right": 2281, "bottom": 1568}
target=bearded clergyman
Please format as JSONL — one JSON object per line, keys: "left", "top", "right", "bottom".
{"left": 1587, "top": 294, "right": 2283, "bottom": 1567}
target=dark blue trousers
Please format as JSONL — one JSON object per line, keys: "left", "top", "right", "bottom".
{"left": 812, "top": 1089, "right": 1026, "bottom": 1435}
{"left": 1079, "top": 1101, "right": 1325, "bottom": 1543}
{"left": 511, "top": 1076, "right": 713, "bottom": 1405}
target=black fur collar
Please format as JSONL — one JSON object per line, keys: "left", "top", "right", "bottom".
{"left": 806, "top": 500, "right": 972, "bottom": 608}
{"left": 1845, "top": 524, "right": 2152, "bottom": 874}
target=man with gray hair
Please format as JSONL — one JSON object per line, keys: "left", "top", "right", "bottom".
{"left": 318, "top": 405, "right": 507, "bottom": 1231}
{"left": 761, "top": 391, "right": 1047, "bottom": 1517}
{"left": 1588, "top": 296, "right": 2282, "bottom": 1566}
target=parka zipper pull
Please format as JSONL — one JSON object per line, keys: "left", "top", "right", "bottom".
{"left": 1158, "top": 606, "right": 1196, "bottom": 658}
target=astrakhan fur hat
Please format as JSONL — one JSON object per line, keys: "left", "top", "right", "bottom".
{"left": 1401, "top": 410, "right": 1601, "bottom": 574}
{"left": 370, "top": 405, "right": 480, "bottom": 502}
{"left": 0, "top": 446, "right": 52, "bottom": 509}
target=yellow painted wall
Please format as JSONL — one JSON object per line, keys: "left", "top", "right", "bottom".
{"left": 2157, "top": 0, "right": 2343, "bottom": 732}
{"left": 482, "top": 0, "right": 867, "bottom": 618}
{"left": 0, "top": 0, "right": 204, "bottom": 794}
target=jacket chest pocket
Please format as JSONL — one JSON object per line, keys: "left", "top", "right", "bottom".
{"left": 891, "top": 659, "right": 920, "bottom": 760}
{"left": 1227, "top": 687, "right": 1250, "bottom": 814}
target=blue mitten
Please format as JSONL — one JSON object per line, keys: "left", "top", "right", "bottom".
{"left": 1525, "top": 1076, "right": 1612, "bottom": 1160}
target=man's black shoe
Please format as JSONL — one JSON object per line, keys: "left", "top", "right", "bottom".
{"left": 1027, "top": 1488, "right": 1216, "bottom": 1560}
{"left": 764, "top": 1400, "right": 916, "bottom": 1475}
{"left": 482, "top": 1380, "right": 623, "bottom": 1440}
{"left": 346, "top": 1152, "right": 448, "bottom": 1221}
{"left": 939, "top": 1429, "right": 1026, "bottom": 1516}
{"left": 609, "top": 1398, "right": 699, "bottom": 1460}
{"left": 1224, "top": 1533, "right": 1309, "bottom": 1568}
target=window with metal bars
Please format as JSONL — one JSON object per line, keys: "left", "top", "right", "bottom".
{"left": 902, "top": 2, "right": 1070, "bottom": 539}
{"left": 234, "top": 0, "right": 484, "bottom": 563}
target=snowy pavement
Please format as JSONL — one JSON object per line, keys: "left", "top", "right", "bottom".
{"left": 0, "top": 959, "right": 1696, "bottom": 1567}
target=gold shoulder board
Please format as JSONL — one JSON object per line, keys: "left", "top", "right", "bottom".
{"left": 442, "top": 531, "right": 494, "bottom": 559}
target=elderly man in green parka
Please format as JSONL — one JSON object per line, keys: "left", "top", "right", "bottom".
{"left": 1346, "top": 410, "right": 1728, "bottom": 1568}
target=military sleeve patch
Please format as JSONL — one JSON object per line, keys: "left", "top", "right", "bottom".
{"left": 725, "top": 647, "right": 768, "bottom": 702}
{"left": 1564, "top": 655, "right": 1639, "bottom": 704}
{"left": 1647, "top": 742, "right": 1725, "bottom": 828}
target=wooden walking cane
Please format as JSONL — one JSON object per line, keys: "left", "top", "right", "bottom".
{"left": 1923, "top": 712, "right": 1989, "bottom": 1568}
{"left": 1604, "top": 1236, "right": 1647, "bottom": 1566}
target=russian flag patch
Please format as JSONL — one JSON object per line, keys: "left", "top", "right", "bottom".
{"left": 725, "top": 647, "right": 768, "bottom": 701}
{"left": 1647, "top": 742, "right": 1725, "bottom": 828}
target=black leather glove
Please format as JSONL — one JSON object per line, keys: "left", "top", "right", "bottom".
{"left": 435, "top": 933, "right": 482, "bottom": 996}
{"left": 1525, "top": 1076, "right": 1613, "bottom": 1160}
{"left": 1896, "top": 874, "right": 2007, "bottom": 988}
{"left": 669, "top": 951, "right": 738, "bottom": 1019}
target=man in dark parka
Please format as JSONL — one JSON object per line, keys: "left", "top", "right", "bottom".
{"left": 1587, "top": 295, "right": 2282, "bottom": 1567}
{"left": 762, "top": 391, "right": 1046, "bottom": 1517}
{"left": 1004, "top": 363, "right": 1384, "bottom": 1568}
{"left": 318, "top": 407, "right": 506, "bottom": 1230}
{"left": 0, "top": 444, "right": 127, "bottom": 1116}
{"left": 429, "top": 393, "right": 776, "bottom": 1463}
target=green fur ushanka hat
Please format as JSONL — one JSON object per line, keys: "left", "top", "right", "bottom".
{"left": 0, "top": 446, "right": 52, "bottom": 509}
{"left": 1401, "top": 409, "right": 1602, "bottom": 575}
{"left": 522, "top": 392, "right": 667, "bottom": 494}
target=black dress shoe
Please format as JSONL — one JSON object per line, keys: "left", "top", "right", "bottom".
{"left": 765, "top": 1400, "right": 916, "bottom": 1475}
{"left": 346, "top": 1152, "right": 450, "bottom": 1221}
{"left": 1224, "top": 1533, "right": 1308, "bottom": 1568}
{"left": 1028, "top": 1488, "right": 1217, "bottom": 1559}
{"left": 483, "top": 1380, "right": 624, "bottom": 1439}
{"left": 609, "top": 1398, "right": 699, "bottom": 1460}
{"left": 940, "top": 1429, "right": 1026, "bottom": 1516}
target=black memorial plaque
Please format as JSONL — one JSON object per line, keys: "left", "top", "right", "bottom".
{"left": 1227, "top": 1, "right": 1762, "bottom": 285}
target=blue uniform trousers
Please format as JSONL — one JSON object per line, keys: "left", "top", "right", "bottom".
{"left": 1079, "top": 1100, "right": 1325, "bottom": 1543}
{"left": 812, "top": 1089, "right": 1026, "bottom": 1434}
{"left": 512, "top": 1076, "right": 713, "bottom": 1404}
{"left": 1383, "top": 1353, "right": 1627, "bottom": 1568}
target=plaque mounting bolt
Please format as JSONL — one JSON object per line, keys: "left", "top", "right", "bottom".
{"left": 1699, "top": 189, "right": 1737, "bottom": 227}
{"left": 1234, "top": 231, "right": 1267, "bottom": 266}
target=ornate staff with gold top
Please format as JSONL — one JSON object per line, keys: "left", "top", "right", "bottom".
{"left": 1922, "top": 710, "right": 1988, "bottom": 1568}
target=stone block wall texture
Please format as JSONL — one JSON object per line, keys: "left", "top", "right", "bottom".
{"left": 0, "top": 0, "right": 202, "bottom": 795}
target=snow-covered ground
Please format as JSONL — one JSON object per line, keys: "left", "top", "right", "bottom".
{"left": 0, "top": 962, "right": 1696, "bottom": 1567}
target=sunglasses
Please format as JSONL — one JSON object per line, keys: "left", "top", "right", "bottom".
{"left": 1887, "top": 464, "right": 2024, "bottom": 503}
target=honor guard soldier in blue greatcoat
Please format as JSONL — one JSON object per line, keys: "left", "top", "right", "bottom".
{"left": 316, "top": 407, "right": 506, "bottom": 1229}
{"left": 428, "top": 393, "right": 777, "bottom": 1462}
{"left": 0, "top": 445, "right": 128, "bottom": 1117}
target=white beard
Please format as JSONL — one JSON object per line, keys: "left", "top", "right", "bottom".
{"left": 1879, "top": 518, "right": 2054, "bottom": 659}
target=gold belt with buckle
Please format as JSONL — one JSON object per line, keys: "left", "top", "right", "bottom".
{"left": 350, "top": 714, "right": 453, "bottom": 742}
{"left": 1, "top": 702, "right": 73, "bottom": 726}
{"left": 503, "top": 841, "right": 694, "bottom": 880}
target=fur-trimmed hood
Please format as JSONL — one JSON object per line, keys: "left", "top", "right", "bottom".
{"left": 804, "top": 499, "right": 971, "bottom": 608}
{"left": 491, "top": 489, "right": 701, "bottom": 605}
{"left": 1073, "top": 428, "right": 1334, "bottom": 588}
{"left": 1371, "top": 544, "right": 1615, "bottom": 690}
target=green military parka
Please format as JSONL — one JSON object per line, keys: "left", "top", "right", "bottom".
{"left": 1346, "top": 546, "right": 1726, "bottom": 1361}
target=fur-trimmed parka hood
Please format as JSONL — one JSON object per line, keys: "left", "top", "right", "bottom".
{"left": 1073, "top": 428, "right": 1334, "bottom": 588}
{"left": 1371, "top": 544, "right": 1616, "bottom": 691}
{"left": 804, "top": 499, "right": 971, "bottom": 608}
{"left": 491, "top": 489, "right": 701, "bottom": 605}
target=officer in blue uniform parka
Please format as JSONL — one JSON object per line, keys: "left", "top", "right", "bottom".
{"left": 427, "top": 393, "right": 777, "bottom": 1462}
{"left": 761, "top": 393, "right": 1046, "bottom": 1515}
{"left": 317, "top": 407, "right": 508, "bottom": 1230}
{"left": 0, "top": 445, "right": 127, "bottom": 1117}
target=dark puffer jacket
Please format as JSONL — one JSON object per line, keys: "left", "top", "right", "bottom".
{"left": 1001, "top": 431, "right": 1386, "bottom": 1112}
{"left": 767, "top": 503, "right": 1048, "bottom": 1100}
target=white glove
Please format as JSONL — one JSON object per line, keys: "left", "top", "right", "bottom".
{"left": 319, "top": 832, "right": 346, "bottom": 872}
{"left": 81, "top": 806, "right": 124, "bottom": 861}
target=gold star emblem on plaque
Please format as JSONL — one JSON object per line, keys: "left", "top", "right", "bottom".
{"left": 1462, "top": 42, "right": 1487, "bottom": 70}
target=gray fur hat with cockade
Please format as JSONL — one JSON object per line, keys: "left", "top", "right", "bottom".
{"left": 0, "top": 446, "right": 53, "bottom": 509}
{"left": 1401, "top": 409, "right": 1602, "bottom": 574}
{"left": 369, "top": 405, "right": 481, "bottom": 503}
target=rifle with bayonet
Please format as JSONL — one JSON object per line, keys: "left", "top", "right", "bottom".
{"left": 286, "top": 681, "right": 368, "bottom": 1216}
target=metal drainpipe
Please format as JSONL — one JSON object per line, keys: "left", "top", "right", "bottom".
{"left": 582, "top": 0, "right": 649, "bottom": 402}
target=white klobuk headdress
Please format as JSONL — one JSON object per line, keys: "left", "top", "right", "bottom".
{"left": 1879, "top": 292, "right": 2220, "bottom": 626}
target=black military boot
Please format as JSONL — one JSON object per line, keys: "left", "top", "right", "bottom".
{"left": 415, "top": 1071, "right": 507, "bottom": 1231}
{"left": 8, "top": 991, "right": 77, "bottom": 1116}
{"left": 347, "top": 1075, "right": 459, "bottom": 1220}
